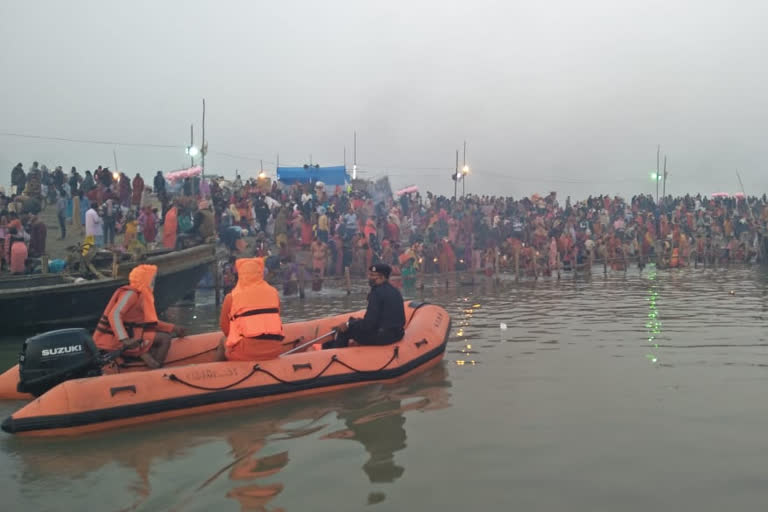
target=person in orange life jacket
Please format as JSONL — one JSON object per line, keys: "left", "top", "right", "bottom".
{"left": 216, "top": 257, "right": 285, "bottom": 361}
{"left": 323, "top": 263, "right": 405, "bottom": 349}
{"left": 93, "top": 264, "right": 185, "bottom": 369}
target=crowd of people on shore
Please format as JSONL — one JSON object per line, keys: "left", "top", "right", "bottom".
{"left": 3, "top": 160, "right": 768, "bottom": 285}
{"left": 0, "top": 162, "right": 218, "bottom": 273}
{"left": 207, "top": 175, "right": 768, "bottom": 293}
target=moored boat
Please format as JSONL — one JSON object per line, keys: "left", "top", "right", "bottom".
{"left": 1, "top": 301, "right": 451, "bottom": 436}
{"left": 0, "top": 244, "right": 216, "bottom": 334}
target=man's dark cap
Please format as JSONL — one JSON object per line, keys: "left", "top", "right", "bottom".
{"left": 369, "top": 263, "right": 391, "bottom": 278}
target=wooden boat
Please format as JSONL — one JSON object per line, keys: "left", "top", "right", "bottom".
{"left": 0, "top": 244, "right": 216, "bottom": 334}
{"left": 1, "top": 302, "right": 451, "bottom": 436}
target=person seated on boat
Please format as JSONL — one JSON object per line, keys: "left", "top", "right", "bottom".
{"left": 93, "top": 264, "right": 184, "bottom": 369}
{"left": 324, "top": 263, "right": 405, "bottom": 349}
{"left": 216, "top": 257, "right": 285, "bottom": 361}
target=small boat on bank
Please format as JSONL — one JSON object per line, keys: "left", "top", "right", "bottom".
{"left": 0, "top": 244, "right": 216, "bottom": 334}
{"left": 1, "top": 301, "right": 451, "bottom": 436}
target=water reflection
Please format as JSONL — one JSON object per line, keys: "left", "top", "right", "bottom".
{"left": 322, "top": 392, "right": 406, "bottom": 483}
{"left": 4, "top": 364, "right": 451, "bottom": 511}
{"left": 319, "top": 366, "right": 451, "bottom": 487}
{"left": 645, "top": 264, "right": 662, "bottom": 364}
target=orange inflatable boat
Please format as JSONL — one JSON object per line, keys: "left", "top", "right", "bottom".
{"left": 1, "top": 301, "right": 451, "bottom": 436}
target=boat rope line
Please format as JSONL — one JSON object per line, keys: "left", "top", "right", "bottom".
{"left": 164, "top": 365, "right": 262, "bottom": 392}
{"left": 164, "top": 347, "right": 399, "bottom": 392}
{"left": 330, "top": 348, "right": 399, "bottom": 374}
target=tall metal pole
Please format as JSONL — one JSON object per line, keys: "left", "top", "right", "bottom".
{"left": 454, "top": 150, "right": 459, "bottom": 201}
{"left": 201, "top": 99, "right": 206, "bottom": 178}
{"left": 190, "top": 124, "right": 194, "bottom": 168}
{"left": 353, "top": 131, "right": 357, "bottom": 180}
{"left": 662, "top": 155, "right": 667, "bottom": 200}
{"left": 655, "top": 145, "right": 660, "bottom": 204}
{"left": 462, "top": 140, "right": 466, "bottom": 198}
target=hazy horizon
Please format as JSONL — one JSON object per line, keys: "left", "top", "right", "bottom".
{"left": 2, "top": 0, "right": 767, "bottom": 200}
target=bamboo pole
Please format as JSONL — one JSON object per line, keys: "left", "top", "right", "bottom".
{"left": 514, "top": 249, "right": 520, "bottom": 281}
{"left": 344, "top": 266, "right": 351, "bottom": 295}
{"left": 212, "top": 261, "right": 221, "bottom": 305}
{"left": 623, "top": 248, "right": 628, "bottom": 273}
{"left": 298, "top": 263, "right": 305, "bottom": 299}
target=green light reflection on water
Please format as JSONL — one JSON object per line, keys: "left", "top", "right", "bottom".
{"left": 645, "top": 263, "right": 662, "bottom": 364}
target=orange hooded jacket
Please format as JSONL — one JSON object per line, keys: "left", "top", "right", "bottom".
{"left": 93, "top": 264, "right": 174, "bottom": 352}
{"left": 221, "top": 258, "right": 284, "bottom": 351}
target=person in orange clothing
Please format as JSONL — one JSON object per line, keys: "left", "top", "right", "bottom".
{"left": 93, "top": 264, "right": 184, "bottom": 369}
{"left": 162, "top": 201, "right": 178, "bottom": 249}
{"left": 216, "top": 257, "right": 285, "bottom": 361}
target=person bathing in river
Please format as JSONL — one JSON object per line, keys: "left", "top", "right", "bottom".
{"left": 93, "top": 265, "right": 184, "bottom": 369}
{"left": 310, "top": 235, "right": 328, "bottom": 279}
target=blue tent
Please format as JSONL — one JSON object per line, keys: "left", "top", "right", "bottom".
{"left": 276, "top": 165, "right": 350, "bottom": 186}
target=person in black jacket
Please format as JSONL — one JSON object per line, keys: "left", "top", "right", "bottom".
{"left": 324, "top": 263, "right": 406, "bottom": 349}
{"left": 153, "top": 171, "right": 166, "bottom": 198}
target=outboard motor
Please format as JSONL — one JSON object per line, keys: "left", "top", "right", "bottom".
{"left": 17, "top": 328, "right": 104, "bottom": 397}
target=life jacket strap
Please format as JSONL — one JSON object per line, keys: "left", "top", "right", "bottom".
{"left": 232, "top": 307, "right": 280, "bottom": 319}
{"left": 253, "top": 333, "right": 285, "bottom": 341}
{"left": 124, "top": 321, "right": 158, "bottom": 329}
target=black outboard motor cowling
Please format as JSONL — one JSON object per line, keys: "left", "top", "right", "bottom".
{"left": 17, "top": 328, "right": 103, "bottom": 396}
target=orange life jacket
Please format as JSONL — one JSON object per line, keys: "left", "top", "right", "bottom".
{"left": 226, "top": 258, "right": 284, "bottom": 348}
{"left": 93, "top": 285, "right": 158, "bottom": 351}
{"left": 93, "top": 265, "right": 161, "bottom": 351}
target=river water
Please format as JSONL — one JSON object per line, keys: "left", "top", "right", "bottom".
{"left": 2, "top": 264, "right": 768, "bottom": 511}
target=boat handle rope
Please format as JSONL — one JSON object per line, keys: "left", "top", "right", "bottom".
{"left": 164, "top": 346, "right": 400, "bottom": 392}
{"left": 164, "top": 366, "right": 262, "bottom": 391}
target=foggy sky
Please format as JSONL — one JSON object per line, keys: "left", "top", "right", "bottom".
{"left": 2, "top": 0, "right": 767, "bottom": 200}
